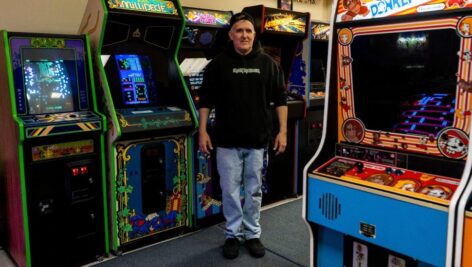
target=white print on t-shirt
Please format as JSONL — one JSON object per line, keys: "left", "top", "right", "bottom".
{"left": 233, "top": 68, "right": 260, "bottom": 74}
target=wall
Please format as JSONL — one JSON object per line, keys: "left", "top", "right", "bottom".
{"left": 0, "top": 0, "right": 333, "bottom": 35}
{"left": 0, "top": 0, "right": 89, "bottom": 34}
{"left": 182, "top": 0, "right": 333, "bottom": 22}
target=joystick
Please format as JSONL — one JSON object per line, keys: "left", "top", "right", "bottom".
{"left": 355, "top": 162, "right": 364, "bottom": 173}
{"left": 394, "top": 169, "right": 404, "bottom": 176}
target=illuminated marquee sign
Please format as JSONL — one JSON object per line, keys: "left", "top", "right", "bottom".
{"left": 108, "top": 0, "right": 178, "bottom": 15}
{"left": 336, "top": 0, "right": 472, "bottom": 22}
{"left": 312, "top": 23, "right": 330, "bottom": 40}
{"left": 264, "top": 13, "right": 307, "bottom": 34}
{"left": 183, "top": 8, "right": 232, "bottom": 26}
{"left": 32, "top": 140, "right": 94, "bottom": 161}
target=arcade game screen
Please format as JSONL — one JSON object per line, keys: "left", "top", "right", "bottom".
{"left": 115, "top": 54, "right": 158, "bottom": 106}
{"left": 310, "top": 41, "right": 328, "bottom": 95}
{"left": 180, "top": 57, "right": 211, "bottom": 106}
{"left": 351, "top": 29, "right": 460, "bottom": 137}
{"left": 262, "top": 46, "right": 282, "bottom": 65}
{"left": 22, "top": 48, "right": 77, "bottom": 114}
{"left": 182, "top": 27, "right": 217, "bottom": 48}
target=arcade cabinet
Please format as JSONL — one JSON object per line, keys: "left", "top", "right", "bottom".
{"left": 455, "top": 177, "right": 472, "bottom": 267}
{"left": 178, "top": 7, "right": 232, "bottom": 226}
{"left": 297, "top": 21, "right": 329, "bottom": 193}
{"left": 0, "top": 32, "right": 108, "bottom": 267}
{"left": 304, "top": 1, "right": 472, "bottom": 266}
{"left": 462, "top": 199, "right": 472, "bottom": 267}
{"left": 242, "top": 5, "right": 310, "bottom": 204}
{"left": 308, "top": 21, "right": 329, "bottom": 100}
{"left": 79, "top": 0, "right": 197, "bottom": 252}
{"left": 462, "top": 206, "right": 472, "bottom": 266}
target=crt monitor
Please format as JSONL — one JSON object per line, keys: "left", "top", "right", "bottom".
{"left": 110, "top": 54, "right": 158, "bottom": 107}
{"left": 350, "top": 29, "right": 459, "bottom": 137}
{"left": 22, "top": 48, "right": 77, "bottom": 114}
{"left": 310, "top": 41, "right": 328, "bottom": 84}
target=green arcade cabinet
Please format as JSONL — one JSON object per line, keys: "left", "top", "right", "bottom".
{"left": 178, "top": 6, "right": 233, "bottom": 227}
{"left": 79, "top": 0, "right": 197, "bottom": 252}
{"left": 0, "top": 32, "right": 108, "bottom": 267}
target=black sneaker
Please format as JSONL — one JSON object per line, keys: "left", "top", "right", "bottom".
{"left": 223, "top": 238, "right": 239, "bottom": 259}
{"left": 246, "top": 238, "right": 265, "bottom": 258}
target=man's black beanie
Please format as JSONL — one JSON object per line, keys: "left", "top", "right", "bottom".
{"left": 229, "top": 12, "right": 255, "bottom": 29}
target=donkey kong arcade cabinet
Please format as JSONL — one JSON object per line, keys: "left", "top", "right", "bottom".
{"left": 304, "top": 1, "right": 472, "bottom": 266}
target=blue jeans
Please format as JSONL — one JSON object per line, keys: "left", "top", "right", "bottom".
{"left": 216, "top": 147, "right": 264, "bottom": 240}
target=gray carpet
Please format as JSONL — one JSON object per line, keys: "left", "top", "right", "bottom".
{"left": 259, "top": 199, "right": 310, "bottom": 266}
{"left": 88, "top": 198, "right": 309, "bottom": 267}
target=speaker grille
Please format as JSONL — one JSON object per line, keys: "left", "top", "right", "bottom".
{"left": 318, "top": 193, "right": 341, "bottom": 220}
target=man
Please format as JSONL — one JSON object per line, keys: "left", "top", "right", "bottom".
{"left": 198, "top": 12, "right": 288, "bottom": 259}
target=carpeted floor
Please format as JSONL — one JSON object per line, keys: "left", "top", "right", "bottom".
{"left": 86, "top": 198, "right": 310, "bottom": 267}
{"left": 258, "top": 198, "right": 310, "bottom": 266}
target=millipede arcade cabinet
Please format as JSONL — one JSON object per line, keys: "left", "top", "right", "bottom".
{"left": 79, "top": 0, "right": 197, "bottom": 253}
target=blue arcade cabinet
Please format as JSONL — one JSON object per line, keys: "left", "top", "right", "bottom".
{"left": 178, "top": 6, "right": 233, "bottom": 227}
{"left": 243, "top": 5, "right": 311, "bottom": 204}
{"left": 304, "top": 1, "right": 472, "bottom": 266}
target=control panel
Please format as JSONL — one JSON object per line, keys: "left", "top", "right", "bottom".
{"left": 314, "top": 157, "right": 460, "bottom": 204}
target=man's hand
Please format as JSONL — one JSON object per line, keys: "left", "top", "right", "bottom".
{"left": 274, "top": 105, "right": 287, "bottom": 156}
{"left": 199, "top": 131, "right": 213, "bottom": 154}
{"left": 198, "top": 107, "right": 213, "bottom": 154}
{"left": 273, "top": 131, "right": 287, "bottom": 155}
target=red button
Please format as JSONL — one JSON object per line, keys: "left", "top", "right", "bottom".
{"left": 80, "top": 166, "right": 88, "bottom": 175}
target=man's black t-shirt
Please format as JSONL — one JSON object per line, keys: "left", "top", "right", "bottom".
{"left": 199, "top": 41, "right": 287, "bottom": 148}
